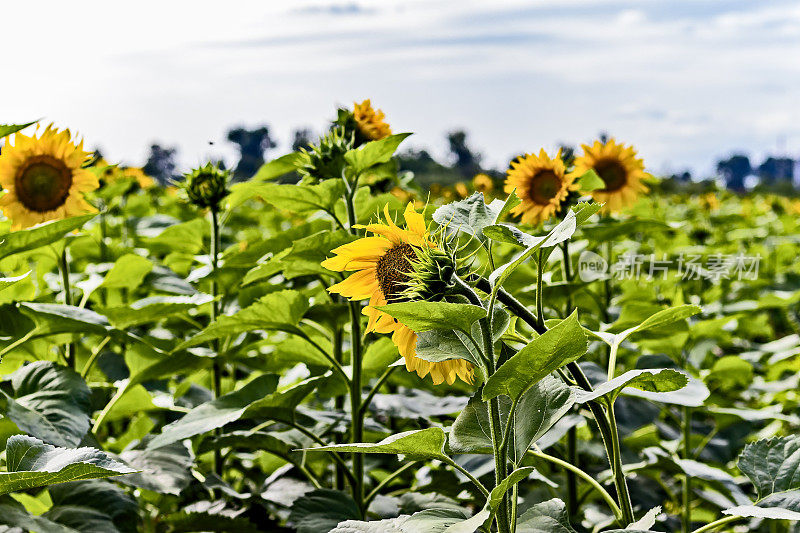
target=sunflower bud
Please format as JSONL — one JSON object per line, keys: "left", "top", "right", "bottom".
{"left": 182, "top": 163, "right": 229, "bottom": 210}
{"left": 401, "top": 234, "right": 470, "bottom": 302}
{"left": 297, "top": 127, "right": 354, "bottom": 182}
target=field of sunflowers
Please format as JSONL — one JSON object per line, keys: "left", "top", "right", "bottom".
{"left": 1, "top": 102, "right": 800, "bottom": 533}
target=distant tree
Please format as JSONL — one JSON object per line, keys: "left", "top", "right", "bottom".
{"left": 446, "top": 130, "right": 482, "bottom": 178}
{"left": 291, "top": 128, "right": 314, "bottom": 152}
{"left": 227, "top": 126, "right": 277, "bottom": 181}
{"left": 716, "top": 154, "right": 751, "bottom": 191}
{"left": 397, "top": 148, "right": 460, "bottom": 189}
{"left": 142, "top": 144, "right": 178, "bottom": 185}
{"left": 758, "top": 157, "right": 794, "bottom": 184}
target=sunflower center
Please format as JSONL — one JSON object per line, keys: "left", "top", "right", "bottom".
{"left": 14, "top": 155, "right": 73, "bottom": 212}
{"left": 376, "top": 243, "right": 416, "bottom": 300}
{"left": 529, "top": 170, "right": 563, "bottom": 205}
{"left": 594, "top": 159, "right": 628, "bottom": 193}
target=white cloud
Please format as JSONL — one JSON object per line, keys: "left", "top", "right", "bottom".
{"left": 1, "top": 0, "right": 798, "bottom": 176}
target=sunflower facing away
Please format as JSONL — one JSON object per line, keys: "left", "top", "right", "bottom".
{"left": 352, "top": 100, "right": 392, "bottom": 141}
{"left": 0, "top": 125, "right": 98, "bottom": 229}
{"left": 572, "top": 139, "right": 648, "bottom": 213}
{"left": 322, "top": 204, "right": 474, "bottom": 385}
{"left": 504, "top": 149, "right": 577, "bottom": 225}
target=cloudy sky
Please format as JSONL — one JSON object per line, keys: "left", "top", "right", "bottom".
{"left": 2, "top": 0, "right": 799, "bottom": 177}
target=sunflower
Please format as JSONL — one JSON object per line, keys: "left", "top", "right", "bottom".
{"left": 0, "top": 125, "right": 98, "bottom": 230}
{"left": 472, "top": 173, "right": 494, "bottom": 194}
{"left": 572, "top": 139, "right": 648, "bottom": 213}
{"left": 352, "top": 100, "right": 392, "bottom": 141}
{"left": 504, "top": 149, "right": 577, "bottom": 225}
{"left": 322, "top": 204, "right": 474, "bottom": 385}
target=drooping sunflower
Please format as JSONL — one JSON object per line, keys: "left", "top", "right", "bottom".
{"left": 352, "top": 100, "right": 392, "bottom": 141}
{"left": 572, "top": 139, "right": 648, "bottom": 213}
{"left": 0, "top": 125, "right": 98, "bottom": 229}
{"left": 322, "top": 204, "right": 474, "bottom": 385}
{"left": 504, "top": 149, "right": 577, "bottom": 225}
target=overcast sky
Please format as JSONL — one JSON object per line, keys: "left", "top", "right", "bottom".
{"left": 2, "top": 0, "right": 799, "bottom": 177}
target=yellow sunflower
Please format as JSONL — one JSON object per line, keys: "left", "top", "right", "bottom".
{"left": 472, "top": 173, "right": 494, "bottom": 194}
{"left": 572, "top": 139, "right": 648, "bottom": 213}
{"left": 0, "top": 125, "right": 98, "bottom": 230}
{"left": 322, "top": 204, "right": 474, "bottom": 385}
{"left": 504, "top": 149, "right": 577, "bottom": 225}
{"left": 352, "top": 100, "right": 392, "bottom": 141}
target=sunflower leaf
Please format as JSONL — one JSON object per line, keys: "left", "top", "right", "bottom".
{"left": 0, "top": 214, "right": 96, "bottom": 261}
{"left": 345, "top": 133, "right": 412, "bottom": 175}
{"left": 375, "top": 301, "right": 486, "bottom": 334}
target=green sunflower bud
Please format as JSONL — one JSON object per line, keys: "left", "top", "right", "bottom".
{"left": 182, "top": 163, "right": 230, "bottom": 210}
{"left": 401, "top": 234, "right": 470, "bottom": 302}
{"left": 297, "top": 126, "right": 354, "bottom": 182}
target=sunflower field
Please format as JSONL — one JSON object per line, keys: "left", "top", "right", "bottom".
{"left": 1, "top": 103, "right": 799, "bottom": 533}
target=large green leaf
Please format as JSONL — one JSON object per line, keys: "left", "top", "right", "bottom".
{"left": 0, "top": 361, "right": 92, "bottom": 447}
{"left": 572, "top": 369, "right": 688, "bottom": 404}
{"left": 516, "top": 498, "right": 576, "bottom": 533}
{"left": 174, "top": 290, "right": 309, "bottom": 351}
{"left": 231, "top": 180, "right": 345, "bottom": 215}
{"left": 433, "top": 192, "right": 504, "bottom": 238}
{"left": 0, "top": 501, "right": 77, "bottom": 532}
{"left": 374, "top": 301, "right": 486, "bottom": 334}
{"left": 243, "top": 375, "right": 324, "bottom": 423}
{"left": 344, "top": 133, "right": 412, "bottom": 174}
{"left": 0, "top": 436, "right": 135, "bottom": 496}
{"left": 289, "top": 489, "right": 360, "bottom": 533}
{"left": 99, "top": 294, "right": 214, "bottom": 329}
{"left": 488, "top": 208, "right": 587, "bottom": 291}
{"left": 147, "top": 374, "right": 279, "bottom": 449}
{"left": 739, "top": 436, "right": 800, "bottom": 499}
{"left": 100, "top": 254, "right": 154, "bottom": 290}
{"left": 0, "top": 214, "right": 96, "bottom": 261}
{"left": 251, "top": 152, "right": 304, "bottom": 181}
{"left": 18, "top": 302, "right": 112, "bottom": 337}
{"left": 117, "top": 442, "right": 194, "bottom": 495}
{"left": 45, "top": 480, "right": 138, "bottom": 533}
{"left": 304, "top": 427, "right": 450, "bottom": 461}
{"left": 483, "top": 312, "right": 587, "bottom": 401}
{"left": 451, "top": 375, "right": 575, "bottom": 461}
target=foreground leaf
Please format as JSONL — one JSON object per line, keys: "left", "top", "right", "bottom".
{"left": 483, "top": 312, "right": 587, "bottom": 401}
{"left": 304, "top": 427, "right": 449, "bottom": 461}
{"left": 174, "top": 290, "right": 309, "bottom": 350}
{"left": 0, "top": 361, "right": 92, "bottom": 447}
{"left": 147, "top": 375, "right": 279, "bottom": 449}
{"left": 289, "top": 489, "right": 360, "bottom": 533}
{"left": 0, "top": 436, "right": 135, "bottom": 496}
{"left": 0, "top": 214, "right": 95, "bottom": 261}
{"left": 572, "top": 369, "right": 688, "bottom": 404}
{"left": 375, "top": 301, "right": 486, "bottom": 334}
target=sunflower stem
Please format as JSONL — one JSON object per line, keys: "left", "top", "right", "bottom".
{"left": 455, "top": 276, "right": 512, "bottom": 533}
{"left": 561, "top": 241, "right": 579, "bottom": 523}
{"left": 59, "top": 247, "right": 76, "bottom": 369}
{"left": 343, "top": 173, "right": 366, "bottom": 517}
{"left": 682, "top": 405, "right": 693, "bottom": 533}
{"left": 209, "top": 207, "right": 223, "bottom": 478}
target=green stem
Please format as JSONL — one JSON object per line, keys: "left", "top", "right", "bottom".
{"left": 528, "top": 447, "right": 623, "bottom": 522}
{"left": 359, "top": 366, "right": 397, "bottom": 417}
{"left": 210, "top": 207, "right": 223, "bottom": 477}
{"left": 364, "top": 461, "right": 418, "bottom": 507}
{"left": 59, "top": 248, "right": 76, "bottom": 369}
{"left": 691, "top": 515, "right": 742, "bottom": 533}
{"left": 343, "top": 175, "right": 366, "bottom": 517}
{"left": 536, "top": 248, "right": 545, "bottom": 330}
{"left": 607, "top": 403, "right": 635, "bottom": 524}
{"left": 441, "top": 457, "right": 490, "bottom": 498}
{"left": 561, "top": 241, "right": 579, "bottom": 522}
{"left": 81, "top": 336, "right": 111, "bottom": 379}
{"left": 333, "top": 326, "right": 346, "bottom": 491}
{"left": 0, "top": 328, "right": 37, "bottom": 360}
{"left": 683, "top": 406, "right": 693, "bottom": 533}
